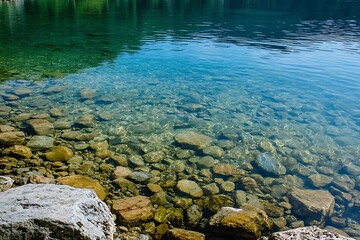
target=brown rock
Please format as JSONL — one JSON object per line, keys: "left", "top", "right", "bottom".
{"left": 203, "top": 146, "right": 225, "bottom": 158}
{"left": 289, "top": 189, "right": 335, "bottom": 224}
{"left": 174, "top": 131, "right": 212, "bottom": 150}
{"left": 0, "top": 131, "right": 25, "bottom": 147}
{"left": 209, "top": 206, "right": 272, "bottom": 239}
{"left": 45, "top": 146, "right": 74, "bottom": 162}
{"left": 57, "top": 175, "right": 107, "bottom": 200}
{"left": 213, "top": 163, "right": 240, "bottom": 176}
{"left": 143, "top": 151, "right": 165, "bottom": 163}
{"left": 166, "top": 228, "right": 205, "bottom": 240}
{"left": 28, "top": 119, "right": 54, "bottom": 135}
{"left": 308, "top": 174, "right": 333, "bottom": 188}
{"left": 2, "top": 145, "right": 32, "bottom": 158}
{"left": 177, "top": 179, "right": 203, "bottom": 198}
{"left": 147, "top": 183, "right": 163, "bottom": 193}
{"left": 0, "top": 125, "right": 15, "bottom": 133}
{"left": 112, "top": 196, "right": 153, "bottom": 225}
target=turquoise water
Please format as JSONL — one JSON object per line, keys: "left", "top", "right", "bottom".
{"left": 1, "top": 0, "right": 360, "bottom": 238}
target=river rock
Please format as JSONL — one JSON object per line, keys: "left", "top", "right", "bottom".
{"left": 174, "top": 131, "right": 212, "bottom": 150}
{"left": 127, "top": 171, "right": 151, "bottom": 183}
{"left": 308, "top": 174, "right": 333, "bottom": 188}
{"left": 0, "top": 125, "right": 15, "bottom": 132}
{"left": 75, "top": 115, "right": 94, "bottom": 127}
{"left": 256, "top": 153, "right": 286, "bottom": 176}
{"left": 203, "top": 146, "right": 225, "bottom": 158}
{"left": 197, "top": 156, "right": 215, "bottom": 168}
{"left": 112, "top": 196, "right": 153, "bottom": 225}
{"left": 2, "top": 145, "right": 32, "bottom": 159}
{"left": 113, "top": 166, "right": 132, "bottom": 179}
{"left": 113, "top": 178, "right": 139, "bottom": 195}
{"left": 209, "top": 205, "right": 272, "bottom": 239}
{"left": 202, "top": 183, "right": 220, "bottom": 195}
{"left": 28, "top": 119, "right": 54, "bottom": 135}
{"left": 213, "top": 163, "right": 239, "bottom": 176}
{"left": 268, "top": 226, "right": 354, "bottom": 240}
{"left": 177, "top": 179, "right": 203, "bottom": 198}
{"left": 80, "top": 89, "right": 97, "bottom": 99}
{"left": 45, "top": 146, "right": 74, "bottom": 162}
{"left": 186, "top": 205, "right": 203, "bottom": 227}
{"left": 143, "top": 151, "right": 165, "bottom": 163}
{"left": 289, "top": 189, "right": 334, "bottom": 224}
{"left": 0, "top": 131, "right": 25, "bottom": 147}
{"left": 0, "top": 184, "right": 114, "bottom": 240}
{"left": 0, "top": 176, "right": 13, "bottom": 192}
{"left": 57, "top": 175, "right": 107, "bottom": 200}
{"left": 220, "top": 181, "right": 236, "bottom": 192}
{"left": 26, "top": 136, "right": 54, "bottom": 151}
{"left": 166, "top": 228, "right": 205, "bottom": 240}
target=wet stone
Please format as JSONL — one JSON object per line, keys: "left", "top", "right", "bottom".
{"left": 174, "top": 131, "right": 212, "bottom": 150}
{"left": 143, "top": 151, "right": 165, "bottom": 163}
{"left": 213, "top": 163, "right": 239, "bottom": 176}
{"left": 260, "top": 141, "right": 276, "bottom": 152}
{"left": 166, "top": 228, "right": 205, "bottom": 240}
{"left": 80, "top": 89, "right": 97, "bottom": 99}
{"left": 234, "top": 190, "right": 247, "bottom": 206}
{"left": 113, "top": 178, "right": 139, "bottom": 195}
{"left": 45, "top": 146, "right": 74, "bottom": 162}
{"left": 217, "top": 140, "right": 235, "bottom": 150}
{"left": 256, "top": 153, "right": 286, "bottom": 176}
{"left": 128, "top": 155, "right": 145, "bottom": 167}
{"left": 53, "top": 121, "right": 72, "bottom": 129}
{"left": 147, "top": 183, "right": 163, "bottom": 193}
{"left": 186, "top": 205, "right": 203, "bottom": 227}
{"left": 0, "top": 125, "right": 15, "bottom": 132}
{"left": 197, "top": 156, "right": 215, "bottom": 168}
{"left": 220, "top": 181, "right": 235, "bottom": 193}
{"left": 28, "top": 119, "right": 54, "bottom": 136}
{"left": 203, "top": 146, "right": 225, "bottom": 158}
{"left": 0, "top": 131, "right": 25, "bottom": 147}
{"left": 113, "top": 166, "right": 132, "bottom": 179}
{"left": 2, "top": 145, "right": 32, "bottom": 159}
{"left": 26, "top": 136, "right": 54, "bottom": 151}
{"left": 263, "top": 202, "right": 284, "bottom": 218}
{"left": 0, "top": 176, "right": 14, "bottom": 192}
{"left": 308, "top": 174, "right": 333, "bottom": 188}
{"left": 49, "top": 108, "right": 64, "bottom": 117}
{"left": 202, "top": 183, "right": 220, "bottom": 196}
{"left": 75, "top": 115, "right": 94, "bottom": 127}
{"left": 127, "top": 171, "right": 151, "bottom": 183}
{"left": 177, "top": 179, "right": 203, "bottom": 198}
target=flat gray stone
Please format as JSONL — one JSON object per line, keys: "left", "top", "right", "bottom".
{"left": 0, "top": 184, "right": 115, "bottom": 240}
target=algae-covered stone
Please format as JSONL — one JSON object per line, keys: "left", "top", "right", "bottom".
{"left": 220, "top": 181, "right": 235, "bottom": 193}
{"left": 112, "top": 196, "right": 153, "bottom": 225}
{"left": 166, "top": 228, "right": 205, "bottom": 240}
{"left": 2, "top": 145, "right": 32, "bottom": 159}
{"left": 263, "top": 202, "right": 284, "bottom": 218}
{"left": 209, "top": 206, "right": 272, "bottom": 239}
{"left": 202, "top": 183, "right": 220, "bottom": 196}
{"left": 174, "top": 131, "right": 212, "bottom": 150}
{"left": 57, "top": 175, "right": 107, "bottom": 200}
{"left": 186, "top": 205, "right": 203, "bottom": 227}
{"left": 45, "top": 146, "right": 74, "bottom": 162}
{"left": 177, "top": 179, "right": 203, "bottom": 198}
{"left": 113, "top": 178, "right": 139, "bottom": 195}
{"left": 196, "top": 194, "right": 234, "bottom": 213}
{"left": 154, "top": 206, "right": 184, "bottom": 227}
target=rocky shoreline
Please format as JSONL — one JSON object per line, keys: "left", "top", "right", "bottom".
{"left": 0, "top": 81, "right": 359, "bottom": 239}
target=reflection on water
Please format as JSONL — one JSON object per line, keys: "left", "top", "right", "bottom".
{"left": 1, "top": 0, "right": 360, "bottom": 239}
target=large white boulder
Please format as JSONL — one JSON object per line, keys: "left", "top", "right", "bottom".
{"left": 0, "top": 184, "right": 115, "bottom": 240}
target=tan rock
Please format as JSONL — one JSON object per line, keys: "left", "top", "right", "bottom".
{"left": 28, "top": 119, "right": 54, "bottom": 135}
{"left": 213, "top": 163, "right": 239, "bottom": 176}
{"left": 45, "top": 146, "right": 74, "bottom": 162}
{"left": 174, "top": 131, "right": 212, "bottom": 150}
{"left": 209, "top": 206, "right": 272, "bottom": 239}
{"left": 57, "top": 175, "right": 107, "bottom": 200}
{"left": 289, "top": 189, "right": 335, "bottom": 224}
{"left": 308, "top": 174, "right": 333, "bottom": 188}
{"left": 203, "top": 146, "right": 225, "bottom": 158}
{"left": 80, "top": 89, "right": 97, "bottom": 99}
{"left": 166, "top": 228, "right": 205, "bottom": 240}
{"left": 112, "top": 196, "right": 153, "bottom": 225}
{"left": 0, "top": 131, "right": 25, "bottom": 147}
{"left": 0, "top": 125, "right": 15, "bottom": 133}
{"left": 2, "top": 145, "right": 32, "bottom": 158}
{"left": 113, "top": 166, "right": 132, "bottom": 179}
{"left": 177, "top": 179, "right": 203, "bottom": 198}
{"left": 147, "top": 183, "right": 163, "bottom": 193}
{"left": 143, "top": 151, "right": 165, "bottom": 163}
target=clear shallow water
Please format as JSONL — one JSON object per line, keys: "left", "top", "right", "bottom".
{"left": 1, "top": 0, "right": 360, "bottom": 238}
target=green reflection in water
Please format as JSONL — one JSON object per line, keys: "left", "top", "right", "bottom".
{"left": 0, "top": 0, "right": 359, "bottom": 81}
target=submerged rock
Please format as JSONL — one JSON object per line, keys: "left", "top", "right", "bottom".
{"left": 289, "top": 188, "right": 334, "bottom": 225}
{"left": 166, "top": 228, "right": 205, "bottom": 240}
{"left": 0, "top": 131, "right": 25, "bottom": 147}
{"left": 256, "top": 153, "right": 286, "bottom": 176}
{"left": 2, "top": 145, "right": 32, "bottom": 159}
{"left": 26, "top": 136, "right": 54, "bottom": 151}
{"left": 213, "top": 163, "right": 240, "bottom": 176}
{"left": 0, "top": 184, "right": 115, "bottom": 240}
{"left": 203, "top": 146, "right": 225, "bottom": 158}
{"left": 177, "top": 179, "right": 203, "bottom": 198}
{"left": 112, "top": 196, "right": 153, "bottom": 225}
{"left": 209, "top": 206, "right": 272, "bottom": 239}
{"left": 28, "top": 119, "right": 54, "bottom": 136}
{"left": 174, "top": 131, "right": 212, "bottom": 150}
{"left": 45, "top": 146, "right": 74, "bottom": 162}
{"left": 57, "top": 175, "right": 107, "bottom": 200}
{"left": 268, "top": 226, "right": 354, "bottom": 240}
